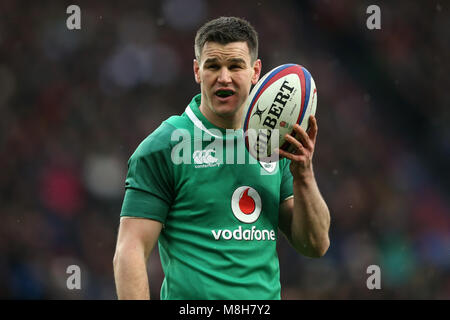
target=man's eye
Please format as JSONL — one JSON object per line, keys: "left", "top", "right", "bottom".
{"left": 207, "top": 65, "right": 219, "bottom": 69}
{"left": 230, "top": 65, "right": 242, "bottom": 69}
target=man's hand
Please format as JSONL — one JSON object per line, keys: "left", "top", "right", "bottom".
{"left": 277, "top": 115, "right": 318, "bottom": 180}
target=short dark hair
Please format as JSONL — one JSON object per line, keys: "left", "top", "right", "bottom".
{"left": 195, "top": 17, "right": 259, "bottom": 62}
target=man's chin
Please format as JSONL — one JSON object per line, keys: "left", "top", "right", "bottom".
{"left": 212, "top": 104, "right": 240, "bottom": 117}
{"left": 212, "top": 97, "right": 244, "bottom": 115}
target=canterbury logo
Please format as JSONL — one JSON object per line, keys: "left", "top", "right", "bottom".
{"left": 193, "top": 149, "right": 218, "bottom": 165}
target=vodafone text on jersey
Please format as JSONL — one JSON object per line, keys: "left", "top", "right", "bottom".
{"left": 211, "top": 186, "right": 275, "bottom": 241}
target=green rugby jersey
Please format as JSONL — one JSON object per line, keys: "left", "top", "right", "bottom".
{"left": 121, "top": 94, "right": 294, "bottom": 300}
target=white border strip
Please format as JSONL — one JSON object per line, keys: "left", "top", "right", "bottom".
{"left": 185, "top": 105, "right": 223, "bottom": 139}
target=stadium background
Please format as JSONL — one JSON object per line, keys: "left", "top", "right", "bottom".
{"left": 1, "top": 0, "right": 449, "bottom": 299}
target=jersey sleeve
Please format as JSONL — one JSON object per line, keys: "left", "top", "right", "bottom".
{"left": 279, "top": 158, "right": 294, "bottom": 202}
{"left": 120, "top": 122, "right": 175, "bottom": 223}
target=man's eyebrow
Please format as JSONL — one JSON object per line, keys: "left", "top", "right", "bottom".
{"left": 203, "top": 58, "right": 219, "bottom": 64}
{"left": 228, "top": 58, "right": 246, "bottom": 64}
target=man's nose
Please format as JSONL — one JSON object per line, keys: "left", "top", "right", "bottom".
{"left": 217, "top": 67, "right": 232, "bottom": 84}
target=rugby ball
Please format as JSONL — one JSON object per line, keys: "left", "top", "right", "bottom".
{"left": 242, "top": 64, "right": 317, "bottom": 161}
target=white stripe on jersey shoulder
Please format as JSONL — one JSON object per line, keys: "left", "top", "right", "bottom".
{"left": 185, "top": 105, "right": 223, "bottom": 139}
{"left": 281, "top": 195, "right": 294, "bottom": 202}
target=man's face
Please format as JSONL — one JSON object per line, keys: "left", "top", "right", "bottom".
{"left": 194, "top": 41, "right": 261, "bottom": 121}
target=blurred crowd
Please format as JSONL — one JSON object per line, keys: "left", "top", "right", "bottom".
{"left": 0, "top": 0, "right": 448, "bottom": 299}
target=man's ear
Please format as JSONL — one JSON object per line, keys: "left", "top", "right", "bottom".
{"left": 193, "top": 59, "right": 201, "bottom": 84}
{"left": 251, "top": 59, "right": 262, "bottom": 85}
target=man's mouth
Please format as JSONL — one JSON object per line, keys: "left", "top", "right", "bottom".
{"left": 215, "top": 89, "right": 235, "bottom": 98}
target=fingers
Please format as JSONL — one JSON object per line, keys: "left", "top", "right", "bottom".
{"left": 277, "top": 116, "right": 318, "bottom": 161}
{"left": 275, "top": 147, "right": 308, "bottom": 163}
{"left": 284, "top": 133, "right": 306, "bottom": 155}
{"left": 275, "top": 147, "right": 300, "bottom": 161}
{"left": 307, "top": 115, "right": 318, "bottom": 143}
{"left": 292, "top": 124, "right": 313, "bottom": 152}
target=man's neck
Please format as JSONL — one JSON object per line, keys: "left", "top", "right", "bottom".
{"left": 198, "top": 104, "right": 243, "bottom": 130}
